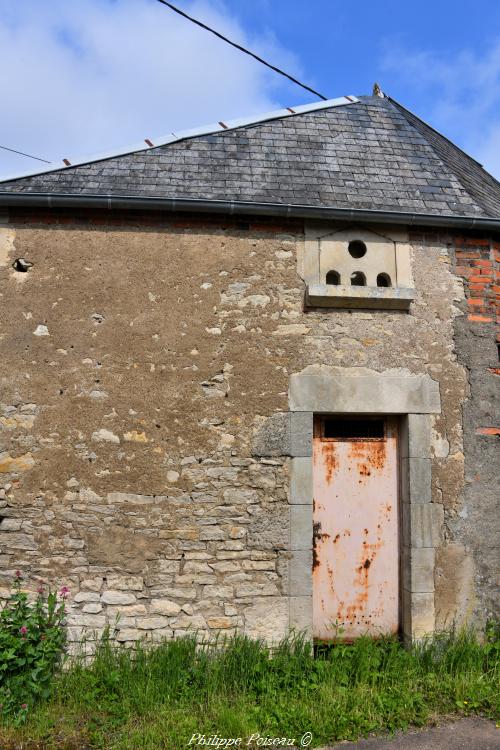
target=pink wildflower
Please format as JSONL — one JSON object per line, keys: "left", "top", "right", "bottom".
{"left": 21, "top": 703, "right": 27, "bottom": 710}
{"left": 15, "top": 570, "right": 22, "bottom": 579}
{"left": 59, "top": 585, "right": 70, "bottom": 598}
{"left": 19, "top": 626, "right": 28, "bottom": 635}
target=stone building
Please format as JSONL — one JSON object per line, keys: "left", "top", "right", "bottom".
{"left": 0, "top": 91, "right": 498, "bottom": 645}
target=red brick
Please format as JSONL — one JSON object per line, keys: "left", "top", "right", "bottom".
{"left": 465, "top": 238, "right": 490, "bottom": 246}
{"left": 468, "top": 314, "right": 493, "bottom": 323}
{"left": 469, "top": 284, "right": 488, "bottom": 293}
{"left": 475, "top": 427, "right": 500, "bottom": 436}
{"left": 469, "top": 275, "right": 493, "bottom": 283}
{"left": 454, "top": 266, "right": 473, "bottom": 277}
{"left": 467, "top": 298, "right": 485, "bottom": 307}
{"left": 455, "top": 251, "right": 481, "bottom": 259}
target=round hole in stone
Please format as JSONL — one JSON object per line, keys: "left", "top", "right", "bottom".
{"left": 377, "top": 272, "right": 392, "bottom": 287}
{"left": 348, "top": 240, "right": 367, "bottom": 259}
{"left": 326, "top": 270, "right": 340, "bottom": 285}
{"left": 350, "top": 271, "right": 366, "bottom": 286}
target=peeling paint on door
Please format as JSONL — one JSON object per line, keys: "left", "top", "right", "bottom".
{"left": 313, "top": 417, "right": 399, "bottom": 640}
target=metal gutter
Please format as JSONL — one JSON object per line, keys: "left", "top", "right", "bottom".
{"left": 1, "top": 192, "right": 500, "bottom": 231}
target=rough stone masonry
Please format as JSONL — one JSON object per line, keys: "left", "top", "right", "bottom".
{"left": 0, "top": 209, "right": 497, "bottom": 646}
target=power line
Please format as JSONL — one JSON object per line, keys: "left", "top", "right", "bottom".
{"left": 0, "top": 143, "right": 50, "bottom": 164}
{"left": 156, "top": 0, "right": 328, "bottom": 101}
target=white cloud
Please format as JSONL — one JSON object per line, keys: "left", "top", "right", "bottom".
{"left": 382, "top": 40, "right": 500, "bottom": 178}
{"left": 0, "top": 0, "right": 303, "bottom": 178}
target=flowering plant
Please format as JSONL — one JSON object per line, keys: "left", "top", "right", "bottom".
{"left": 0, "top": 572, "right": 67, "bottom": 723}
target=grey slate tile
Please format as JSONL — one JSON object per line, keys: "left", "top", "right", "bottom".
{"left": 0, "top": 96, "right": 499, "bottom": 218}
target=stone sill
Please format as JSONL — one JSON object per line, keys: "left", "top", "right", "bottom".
{"left": 305, "top": 284, "right": 415, "bottom": 310}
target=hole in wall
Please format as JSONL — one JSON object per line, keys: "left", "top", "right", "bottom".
{"left": 350, "top": 271, "right": 366, "bottom": 286}
{"left": 377, "top": 273, "right": 392, "bottom": 287}
{"left": 12, "top": 258, "right": 33, "bottom": 273}
{"left": 326, "top": 270, "right": 340, "bottom": 285}
{"left": 348, "top": 240, "right": 367, "bottom": 259}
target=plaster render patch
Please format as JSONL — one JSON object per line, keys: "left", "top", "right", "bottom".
{"left": 0, "top": 228, "right": 15, "bottom": 268}
{"left": 435, "top": 544, "right": 476, "bottom": 630}
{"left": 272, "top": 324, "right": 310, "bottom": 336}
{"left": 431, "top": 427, "right": 450, "bottom": 458}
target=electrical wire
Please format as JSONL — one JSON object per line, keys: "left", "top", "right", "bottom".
{"left": 0, "top": 143, "right": 50, "bottom": 163}
{"left": 156, "top": 0, "right": 327, "bottom": 101}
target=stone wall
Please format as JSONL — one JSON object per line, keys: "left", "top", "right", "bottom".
{"left": 433, "top": 232, "right": 499, "bottom": 626}
{"left": 0, "top": 210, "right": 496, "bottom": 644}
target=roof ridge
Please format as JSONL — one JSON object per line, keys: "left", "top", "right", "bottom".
{"left": 0, "top": 95, "right": 358, "bottom": 185}
{"left": 387, "top": 96, "right": 486, "bottom": 169}
{"left": 386, "top": 95, "right": 500, "bottom": 216}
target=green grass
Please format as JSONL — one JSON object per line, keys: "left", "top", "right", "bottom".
{"left": 1, "top": 626, "right": 498, "bottom": 749}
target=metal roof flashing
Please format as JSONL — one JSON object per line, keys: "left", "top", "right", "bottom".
{"left": 0, "top": 95, "right": 358, "bottom": 185}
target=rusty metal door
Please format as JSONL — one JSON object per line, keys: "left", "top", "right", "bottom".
{"left": 313, "top": 417, "right": 399, "bottom": 640}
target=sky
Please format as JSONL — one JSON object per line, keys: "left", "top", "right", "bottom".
{"left": 1, "top": 0, "right": 500, "bottom": 180}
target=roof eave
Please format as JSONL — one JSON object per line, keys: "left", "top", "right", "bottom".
{"left": 1, "top": 192, "right": 499, "bottom": 232}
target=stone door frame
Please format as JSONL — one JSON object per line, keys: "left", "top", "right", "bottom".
{"left": 287, "top": 368, "right": 442, "bottom": 642}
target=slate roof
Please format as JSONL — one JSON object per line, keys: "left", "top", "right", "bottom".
{"left": 2, "top": 94, "right": 500, "bottom": 219}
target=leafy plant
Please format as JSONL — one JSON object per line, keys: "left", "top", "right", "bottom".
{"left": 0, "top": 622, "right": 498, "bottom": 747}
{"left": 0, "top": 572, "right": 67, "bottom": 724}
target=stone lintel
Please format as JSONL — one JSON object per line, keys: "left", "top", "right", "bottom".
{"left": 289, "top": 369, "right": 440, "bottom": 414}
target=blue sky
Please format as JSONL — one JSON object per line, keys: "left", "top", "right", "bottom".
{"left": 1, "top": 0, "right": 500, "bottom": 179}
